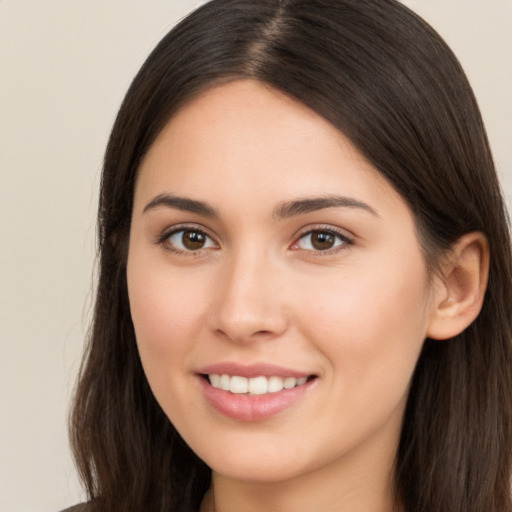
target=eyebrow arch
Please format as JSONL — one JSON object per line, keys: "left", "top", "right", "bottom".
{"left": 143, "top": 193, "right": 217, "bottom": 217}
{"left": 273, "top": 195, "right": 379, "bottom": 219}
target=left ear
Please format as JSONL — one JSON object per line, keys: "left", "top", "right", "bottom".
{"left": 427, "top": 232, "right": 490, "bottom": 340}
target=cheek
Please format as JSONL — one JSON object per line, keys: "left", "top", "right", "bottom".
{"left": 296, "top": 254, "right": 430, "bottom": 408}
{"left": 126, "top": 257, "right": 218, "bottom": 432}
{"left": 128, "top": 261, "right": 205, "bottom": 345}
{"left": 126, "top": 253, "right": 211, "bottom": 397}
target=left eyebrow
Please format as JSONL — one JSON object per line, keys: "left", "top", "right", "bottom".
{"left": 273, "top": 195, "right": 379, "bottom": 219}
{"left": 143, "top": 193, "right": 218, "bottom": 217}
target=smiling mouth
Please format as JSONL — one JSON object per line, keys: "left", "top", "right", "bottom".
{"left": 203, "top": 374, "right": 317, "bottom": 395}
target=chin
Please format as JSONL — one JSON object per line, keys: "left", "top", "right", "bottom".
{"left": 191, "top": 433, "right": 336, "bottom": 486}
{"left": 208, "top": 456, "right": 308, "bottom": 484}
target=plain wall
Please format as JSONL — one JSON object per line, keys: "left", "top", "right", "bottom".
{"left": 0, "top": 1, "right": 510, "bottom": 511}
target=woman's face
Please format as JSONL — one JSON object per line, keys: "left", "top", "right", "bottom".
{"left": 127, "top": 80, "right": 437, "bottom": 485}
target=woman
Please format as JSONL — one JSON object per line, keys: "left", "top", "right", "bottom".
{"left": 69, "top": 0, "right": 512, "bottom": 511}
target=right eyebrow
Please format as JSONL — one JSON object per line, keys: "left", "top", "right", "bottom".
{"left": 142, "top": 193, "right": 218, "bottom": 217}
{"left": 273, "top": 195, "right": 379, "bottom": 219}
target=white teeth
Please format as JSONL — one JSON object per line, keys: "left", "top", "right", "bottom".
{"left": 283, "top": 377, "right": 297, "bottom": 389}
{"left": 209, "top": 374, "right": 221, "bottom": 388}
{"left": 248, "top": 376, "right": 268, "bottom": 395}
{"left": 267, "top": 376, "right": 284, "bottom": 393}
{"left": 208, "top": 374, "right": 310, "bottom": 395}
{"left": 230, "top": 375, "right": 249, "bottom": 394}
{"left": 219, "top": 374, "right": 230, "bottom": 391}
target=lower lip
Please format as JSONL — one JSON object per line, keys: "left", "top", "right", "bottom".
{"left": 198, "top": 376, "right": 314, "bottom": 422}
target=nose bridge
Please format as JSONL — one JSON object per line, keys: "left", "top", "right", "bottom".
{"left": 208, "top": 241, "right": 288, "bottom": 342}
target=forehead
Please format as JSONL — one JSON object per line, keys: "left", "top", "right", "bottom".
{"left": 134, "top": 79, "right": 404, "bottom": 218}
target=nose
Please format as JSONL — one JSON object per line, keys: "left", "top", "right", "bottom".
{"left": 207, "top": 250, "right": 289, "bottom": 344}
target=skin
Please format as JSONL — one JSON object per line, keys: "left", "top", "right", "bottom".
{"left": 126, "top": 80, "right": 485, "bottom": 512}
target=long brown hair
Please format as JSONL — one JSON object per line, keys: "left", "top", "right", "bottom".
{"left": 70, "top": 1, "right": 512, "bottom": 511}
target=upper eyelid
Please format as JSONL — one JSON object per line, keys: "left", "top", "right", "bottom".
{"left": 293, "top": 224, "right": 355, "bottom": 242}
{"left": 156, "top": 222, "right": 355, "bottom": 248}
{"left": 289, "top": 226, "right": 355, "bottom": 254}
{"left": 157, "top": 223, "right": 218, "bottom": 245}
{"left": 161, "top": 223, "right": 214, "bottom": 236}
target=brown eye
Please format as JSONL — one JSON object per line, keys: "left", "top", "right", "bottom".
{"left": 182, "top": 230, "right": 206, "bottom": 250}
{"left": 311, "top": 232, "right": 335, "bottom": 250}
{"left": 167, "top": 229, "right": 216, "bottom": 252}
{"left": 295, "top": 229, "right": 349, "bottom": 252}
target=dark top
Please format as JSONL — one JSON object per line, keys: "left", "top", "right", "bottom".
{"left": 60, "top": 505, "right": 88, "bottom": 512}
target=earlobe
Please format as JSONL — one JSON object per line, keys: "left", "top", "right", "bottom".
{"left": 427, "top": 232, "right": 490, "bottom": 340}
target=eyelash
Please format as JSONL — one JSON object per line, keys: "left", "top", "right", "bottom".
{"left": 291, "top": 226, "right": 354, "bottom": 255}
{"left": 157, "top": 224, "right": 354, "bottom": 256}
{"left": 157, "top": 224, "right": 218, "bottom": 256}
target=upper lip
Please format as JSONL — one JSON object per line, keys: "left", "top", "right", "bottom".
{"left": 197, "top": 362, "right": 314, "bottom": 379}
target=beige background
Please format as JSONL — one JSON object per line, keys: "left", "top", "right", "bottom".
{"left": 0, "top": 1, "right": 510, "bottom": 511}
